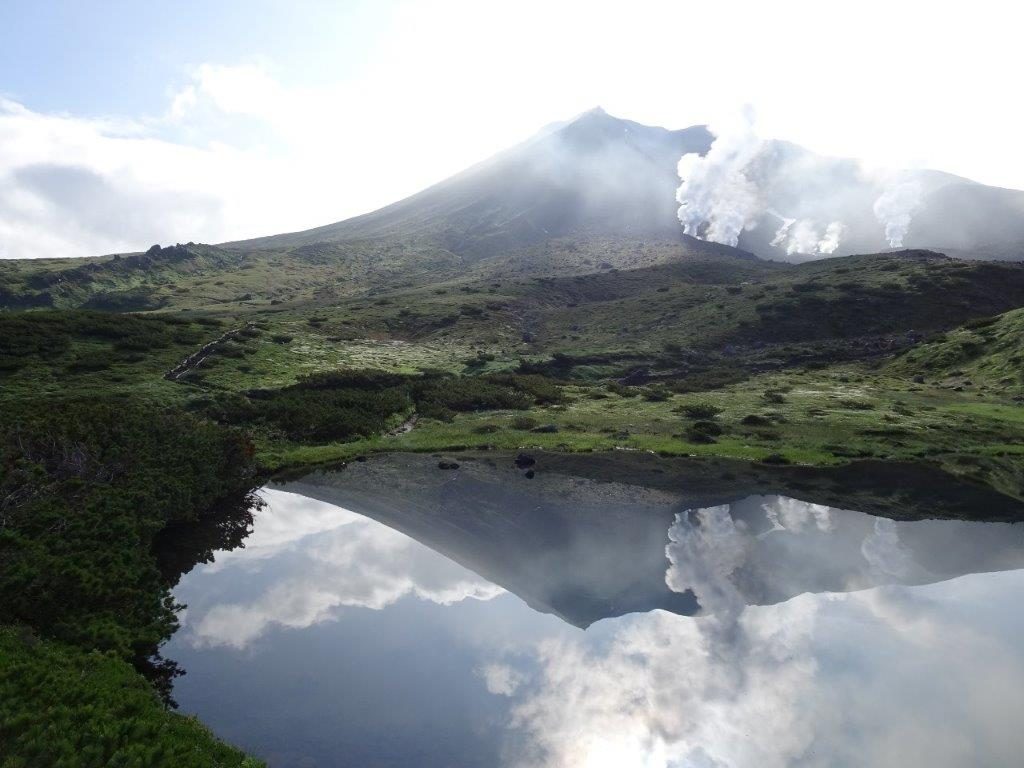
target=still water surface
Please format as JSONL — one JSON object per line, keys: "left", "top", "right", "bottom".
{"left": 166, "top": 455, "right": 1024, "bottom": 767}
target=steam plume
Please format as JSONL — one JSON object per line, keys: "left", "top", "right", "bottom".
{"left": 768, "top": 211, "right": 846, "bottom": 256}
{"left": 676, "top": 108, "right": 763, "bottom": 247}
{"left": 769, "top": 214, "right": 796, "bottom": 248}
{"left": 873, "top": 180, "right": 922, "bottom": 248}
{"left": 677, "top": 110, "right": 848, "bottom": 257}
{"left": 817, "top": 221, "right": 845, "bottom": 254}
{"left": 675, "top": 109, "right": 943, "bottom": 259}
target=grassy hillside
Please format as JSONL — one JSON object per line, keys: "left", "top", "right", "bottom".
{"left": 2, "top": 250, "right": 1023, "bottom": 762}
{"left": 4, "top": 286, "right": 1021, "bottom": 503}
{"left": 34, "top": 246, "right": 1010, "bottom": 400}
{"left": 0, "top": 234, "right": 757, "bottom": 312}
{"left": 890, "top": 307, "right": 1024, "bottom": 391}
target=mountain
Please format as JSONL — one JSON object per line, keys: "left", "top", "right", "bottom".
{"left": 226, "top": 107, "right": 714, "bottom": 257}
{"left": 224, "top": 108, "right": 1024, "bottom": 263}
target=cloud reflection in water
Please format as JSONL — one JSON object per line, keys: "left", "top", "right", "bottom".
{"left": 170, "top": 488, "right": 1024, "bottom": 767}
{"left": 494, "top": 497, "right": 1024, "bottom": 768}
{"left": 181, "top": 489, "right": 504, "bottom": 648}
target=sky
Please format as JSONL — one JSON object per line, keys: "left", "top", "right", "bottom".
{"left": 0, "top": 0, "right": 1021, "bottom": 259}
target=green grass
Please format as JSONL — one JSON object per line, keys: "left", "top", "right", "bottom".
{"left": 890, "top": 307, "right": 1024, "bottom": 391}
{"left": 251, "top": 366, "right": 1024, "bottom": 502}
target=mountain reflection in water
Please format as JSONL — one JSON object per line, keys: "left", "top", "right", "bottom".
{"left": 165, "top": 453, "right": 1024, "bottom": 768}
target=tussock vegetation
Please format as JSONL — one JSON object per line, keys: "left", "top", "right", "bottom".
{"left": 0, "top": 311, "right": 210, "bottom": 371}
{"left": 207, "top": 369, "right": 566, "bottom": 440}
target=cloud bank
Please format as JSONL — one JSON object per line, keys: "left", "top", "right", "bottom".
{"left": 0, "top": 59, "right": 522, "bottom": 259}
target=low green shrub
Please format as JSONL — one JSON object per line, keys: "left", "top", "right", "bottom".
{"left": 679, "top": 402, "right": 722, "bottom": 419}
{"left": 0, "top": 627, "right": 261, "bottom": 767}
{"left": 685, "top": 420, "right": 723, "bottom": 443}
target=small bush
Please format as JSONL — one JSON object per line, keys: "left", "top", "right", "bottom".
{"left": 680, "top": 402, "right": 722, "bottom": 420}
{"left": 606, "top": 382, "right": 640, "bottom": 397}
{"left": 685, "top": 420, "right": 723, "bottom": 443}
{"left": 838, "top": 399, "right": 875, "bottom": 410}
{"left": 643, "top": 386, "right": 670, "bottom": 402}
{"left": 67, "top": 352, "right": 117, "bottom": 372}
{"left": 413, "top": 376, "right": 532, "bottom": 420}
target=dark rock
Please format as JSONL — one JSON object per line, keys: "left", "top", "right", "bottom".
{"left": 438, "top": 460, "right": 460, "bottom": 470}
{"left": 514, "top": 453, "right": 536, "bottom": 468}
{"left": 524, "top": 469, "right": 536, "bottom": 479}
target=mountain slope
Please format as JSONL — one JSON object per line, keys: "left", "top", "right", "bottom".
{"left": 226, "top": 108, "right": 714, "bottom": 256}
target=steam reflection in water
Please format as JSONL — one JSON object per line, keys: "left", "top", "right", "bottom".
{"left": 167, "top": 487, "right": 1024, "bottom": 768}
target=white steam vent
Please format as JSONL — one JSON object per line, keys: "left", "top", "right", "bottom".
{"left": 676, "top": 108, "right": 928, "bottom": 258}
{"left": 873, "top": 180, "right": 922, "bottom": 248}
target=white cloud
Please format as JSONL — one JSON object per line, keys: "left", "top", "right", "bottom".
{"left": 762, "top": 497, "right": 834, "bottom": 534}
{"left": 184, "top": 490, "right": 504, "bottom": 649}
{"left": 499, "top": 572, "right": 1024, "bottom": 768}
{"left": 477, "top": 663, "right": 526, "bottom": 696}
{"left": 0, "top": 98, "right": 232, "bottom": 258}
{"left": 665, "top": 505, "right": 751, "bottom": 617}
{"left": 505, "top": 602, "right": 821, "bottom": 768}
